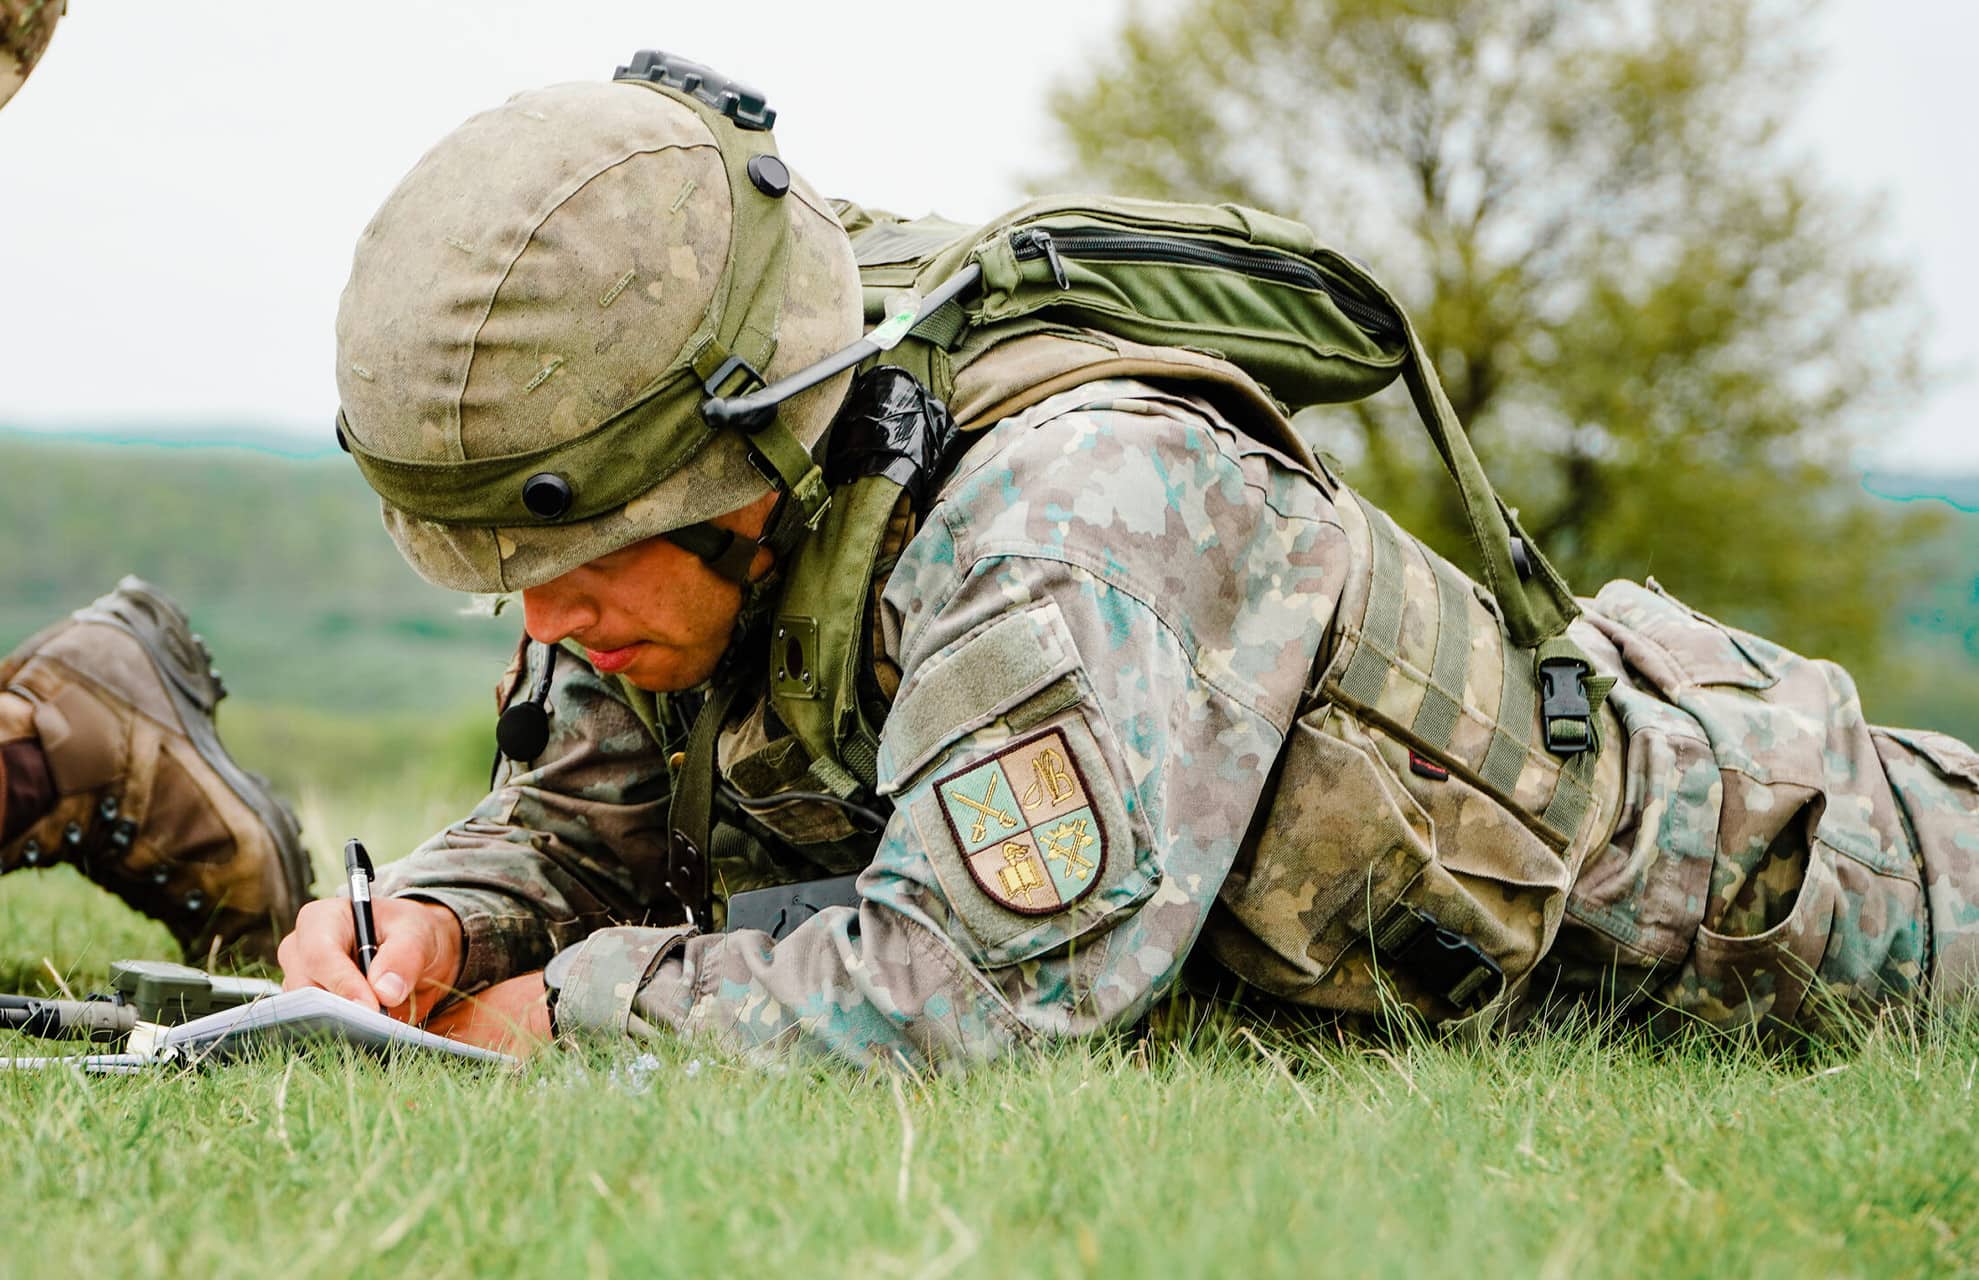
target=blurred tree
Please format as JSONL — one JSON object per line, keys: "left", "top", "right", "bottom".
{"left": 1045, "top": 0, "right": 1943, "bottom": 671}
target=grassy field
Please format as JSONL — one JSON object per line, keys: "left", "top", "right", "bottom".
{"left": 4, "top": 741, "right": 1978, "bottom": 1277}
{"left": 5, "top": 854, "right": 1979, "bottom": 1279}
{"left": 5, "top": 731, "right": 1976, "bottom": 1279}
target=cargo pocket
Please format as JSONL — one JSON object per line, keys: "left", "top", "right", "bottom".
{"left": 1655, "top": 838, "right": 1843, "bottom": 1032}
{"left": 1210, "top": 706, "right": 1571, "bottom": 1017}
{"left": 1564, "top": 578, "right": 1823, "bottom": 981}
{"left": 877, "top": 600, "right": 1160, "bottom": 968}
{"left": 1558, "top": 685, "right": 1720, "bottom": 971}
{"left": 1578, "top": 578, "right": 1929, "bottom": 1031}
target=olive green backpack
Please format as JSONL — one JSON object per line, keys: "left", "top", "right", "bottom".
{"left": 754, "top": 195, "right": 1602, "bottom": 825}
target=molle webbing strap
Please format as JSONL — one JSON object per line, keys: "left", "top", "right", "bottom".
{"left": 768, "top": 477, "right": 906, "bottom": 795}
{"left": 910, "top": 300, "right": 969, "bottom": 350}
{"left": 836, "top": 736, "right": 879, "bottom": 794}
{"left": 1334, "top": 490, "right": 1594, "bottom": 840}
{"left": 339, "top": 81, "right": 793, "bottom": 529}
{"left": 1480, "top": 637, "right": 1534, "bottom": 798}
{"left": 805, "top": 752, "right": 864, "bottom": 799}
{"left": 746, "top": 414, "right": 833, "bottom": 545}
{"left": 1337, "top": 498, "right": 1405, "bottom": 707}
{"left": 1542, "top": 746, "right": 1599, "bottom": 840}
{"left": 1411, "top": 558, "right": 1472, "bottom": 754}
{"left": 667, "top": 676, "right": 748, "bottom": 925}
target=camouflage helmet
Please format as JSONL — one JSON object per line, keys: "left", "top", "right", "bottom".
{"left": 1, "top": 0, "right": 63, "bottom": 111}
{"left": 335, "top": 70, "right": 862, "bottom": 593}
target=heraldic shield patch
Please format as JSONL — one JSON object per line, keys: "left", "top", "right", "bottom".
{"left": 934, "top": 727, "right": 1108, "bottom": 915}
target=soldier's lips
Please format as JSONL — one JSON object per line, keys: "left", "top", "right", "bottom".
{"left": 584, "top": 643, "right": 645, "bottom": 674}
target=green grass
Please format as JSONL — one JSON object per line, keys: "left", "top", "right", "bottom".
{"left": 5, "top": 759, "right": 1979, "bottom": 1277}
{"left": 3, "top": 916, "right": 1978, "bottom": 1279}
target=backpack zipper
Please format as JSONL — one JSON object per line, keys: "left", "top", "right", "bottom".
{"left": 1009, "top": 225, "right": 1402, "bottom": 342}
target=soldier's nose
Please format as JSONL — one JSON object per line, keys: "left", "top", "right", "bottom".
{"left": 520, "top": 581, "right": 598, "bottom": 647}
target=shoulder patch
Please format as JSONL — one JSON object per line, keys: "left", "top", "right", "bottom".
{"left": 934, "top": 727, "right": 1106, "bottom": 915}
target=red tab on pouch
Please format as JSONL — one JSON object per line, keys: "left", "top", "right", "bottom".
{"left": 1408, "top": 751, "right": 1450, "bottom": 782}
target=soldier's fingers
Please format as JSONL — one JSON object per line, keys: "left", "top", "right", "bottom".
{"left": 364, "top": 926, "right": 432, "bottom": 1021}
{"left": 276, "top": 898, "right": 351, "bottom": 986}
{"left": 277, "top": 899, "right": 379, "bottom": 1008}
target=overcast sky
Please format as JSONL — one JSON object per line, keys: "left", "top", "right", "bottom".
{"left": 0, "top": 0, "right": 1972, "bottom": 468}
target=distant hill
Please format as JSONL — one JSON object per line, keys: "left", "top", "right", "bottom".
{"left": 1857, "top": 471, "right": 1979, "bottom": 745}
{"left": 0, "top": 430, "right": 518, "bottom": 716}
{"left": 0, "top": 421, "right": 340, "bottom": 460}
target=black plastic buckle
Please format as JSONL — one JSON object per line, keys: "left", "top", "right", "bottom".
{"left": 1374, "top": 903, "right": 1503, "bottom": 1012}
{"left": 614, "top": 50, "right": 777, "bottom": 131}
{"left": 699, "top": 353, "right": 764, "bottom": 400}
{"left": 699, "top": 356, "right": 777, "bottom": 433}
{"left": 1539, "top": 658, "right": 1594, "bottom": 756}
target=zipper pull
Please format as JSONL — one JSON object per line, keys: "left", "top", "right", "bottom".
{"left": 1013, "top": 227, "right": 1070, "bottom": 290}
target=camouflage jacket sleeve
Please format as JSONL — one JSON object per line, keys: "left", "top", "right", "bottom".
{"left": 375, "top": 639, "right": 674, "bottom": 993}
{"left": 547, "top": 381, "right": 1349, "bottom": 1067}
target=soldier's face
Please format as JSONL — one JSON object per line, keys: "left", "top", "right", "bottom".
{"left": 519, "top": 492, "right": 778, "bottom": 691}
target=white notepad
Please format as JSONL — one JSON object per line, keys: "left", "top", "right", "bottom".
{"left": 152, "top": 987, "right": 518, "bottom": 1067}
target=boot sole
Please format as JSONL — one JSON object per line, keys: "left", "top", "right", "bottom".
{"left": 74, "top": 577, "right": 315, "bottom": 905}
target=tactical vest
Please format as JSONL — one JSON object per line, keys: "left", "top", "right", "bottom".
{"left": 635, "top": 200, "right": 1626, "bottom": 1019}
{"left": 1201, "top": 489, "right": 1625, "bottom": 1021}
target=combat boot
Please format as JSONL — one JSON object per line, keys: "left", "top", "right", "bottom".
{"left": 0, "top": 578, "right": 312, "bottom": 963}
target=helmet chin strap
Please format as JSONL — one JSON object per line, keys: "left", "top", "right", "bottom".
{"left": 660, "top": 503, "right": 788, "bottom": 661}
{"left": 666, "top": 256, "right": 989, "bottom": 586}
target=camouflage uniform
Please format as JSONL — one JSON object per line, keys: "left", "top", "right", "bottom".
{"left": 1550, "top": 583, "right": 1979, "bottom": 1034}
{"left": 378, "top": 375, "right": 1979, "bottom": 1062}
{"left": 332, "top": 70, "right": 1979, "bottom": 1063}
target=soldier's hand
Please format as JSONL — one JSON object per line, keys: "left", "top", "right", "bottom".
{"left": 277, "top": 896, "right": 465, "bottom": 1022}
{"left": 423, "top": 972, "right": 552, "bottom": 1055}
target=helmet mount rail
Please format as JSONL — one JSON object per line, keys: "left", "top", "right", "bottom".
{"left": 700, "top": 262, "right": 983, "bottom": 434}
{"left": 614, "top": 50, "right": 778, "bottom": 132}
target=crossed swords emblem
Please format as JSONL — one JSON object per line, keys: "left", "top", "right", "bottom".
{"left": 950, "top": 772, "right": 1020, "bottom": 844}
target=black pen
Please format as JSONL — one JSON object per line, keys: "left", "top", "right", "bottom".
{"left": 344, "top": 838, "right": 380, "bottom": 978}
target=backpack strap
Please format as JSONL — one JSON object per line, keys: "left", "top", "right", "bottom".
{"left": 1391, "top": 314, "right": 1607, "bottom": 755}
{"left": 1393, "top": 313, "right": 1578, "bottom": 652}
{"left": 769, "top": 475, "right": 905, "bottom": 793}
